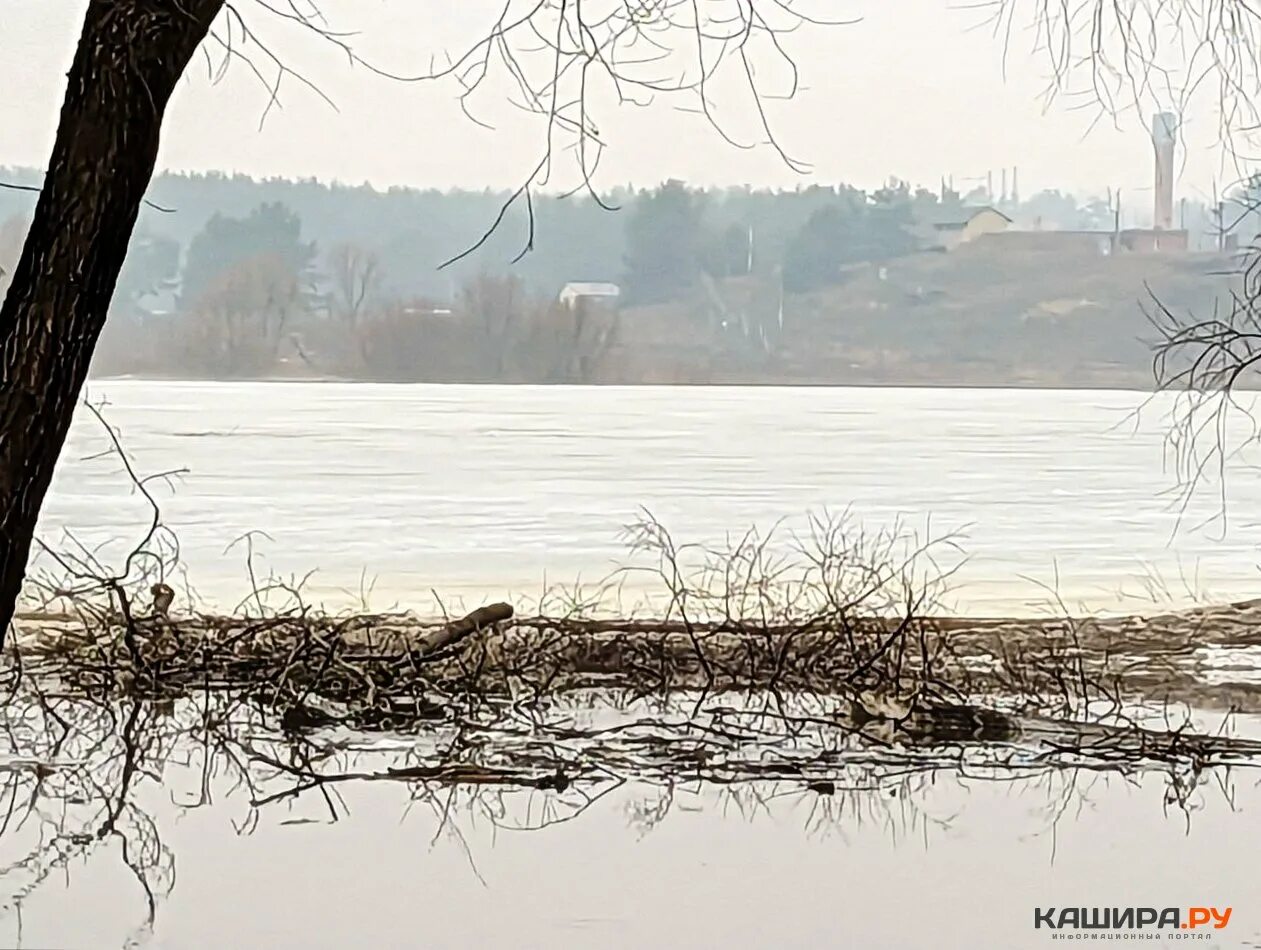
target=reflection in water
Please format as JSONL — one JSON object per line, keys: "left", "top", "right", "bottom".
{"left": 2, "top": 682, "right": 1256, "bottom": 949}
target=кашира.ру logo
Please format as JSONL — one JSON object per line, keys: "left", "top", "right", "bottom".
{"left": 1035, "top": 907, "right": 1232, "bottom": 934}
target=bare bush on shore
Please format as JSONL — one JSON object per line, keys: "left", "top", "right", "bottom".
{"left": 12, "top": 495, "right": 1261, "bottom": 766}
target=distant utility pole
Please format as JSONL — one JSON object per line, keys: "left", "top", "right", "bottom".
{"left": 1211, "top": 179, "right": 1225, "bottom": 252}
{"left": 777, "top": 270, "right": 784, "bottom": 332}
{"left": 1109, "top": 186, "right": 1122, "bottom": 254}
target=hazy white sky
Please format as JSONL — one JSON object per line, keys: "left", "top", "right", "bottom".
{"left": 0, "top": 0, "right": 1245, "bottom": 204}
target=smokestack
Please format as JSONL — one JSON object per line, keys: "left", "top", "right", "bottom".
{"left": 987, "top": 170, "right": 993, "bottom": 202}
{"left": 1152, "top": 112, "right": 1178, "bottom": 230}
{"left": 1001, "top": 168, "right": 1008, "bottom": 204}
{"left": 1011, "top": 166, "right": 1019, "bottom": 205}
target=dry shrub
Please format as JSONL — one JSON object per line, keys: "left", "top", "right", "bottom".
{"left": 165, "top": 253, "right": 304, "bottom": 377}
{"left": 356, "top": 299, "right": 465, "bottom": 380}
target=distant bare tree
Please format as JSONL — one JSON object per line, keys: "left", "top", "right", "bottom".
{"left": 326, "top": 244, "right": 381, "bottom": 330}
{"left": 174, "top": 253, "right": 304, "bottom": 377}
{"left": 324, "top": 243, "right": 383, "bottom": 369}
{"left": 460, "top": 274, "right": 529, "bottom": 378}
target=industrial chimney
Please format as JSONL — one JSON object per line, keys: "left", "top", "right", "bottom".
{"left": 1152, "top": 112, "right": 1178, "bottom": 230}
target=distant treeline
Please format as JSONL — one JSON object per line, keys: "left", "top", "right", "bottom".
{"left": 0, "top": 166, "right": 1152, "bottom": 303}
{"left": 0, "top": 166, "right": 1236, "bottom": 381}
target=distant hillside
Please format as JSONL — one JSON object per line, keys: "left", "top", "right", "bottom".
{"left": 600, "top": 240, "right": 1237, "bottom": 388}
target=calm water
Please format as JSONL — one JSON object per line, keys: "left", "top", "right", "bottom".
{"left": 36, "top": 380, "right": 1261, "bottom": 616}
{"left": 4, "top": 740, "right": 1260, "bottom": 949}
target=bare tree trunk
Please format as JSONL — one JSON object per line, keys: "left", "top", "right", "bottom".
{"left": 0, "top": 0, "right": 224, "bottom": 645}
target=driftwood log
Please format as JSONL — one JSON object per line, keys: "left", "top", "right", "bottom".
{"left": 416, "top": 602, "right": 513, "bottom": 656}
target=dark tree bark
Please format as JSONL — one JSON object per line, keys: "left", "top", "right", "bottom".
{"left": 0, "top": 0, "right": 224, "bottom": 646}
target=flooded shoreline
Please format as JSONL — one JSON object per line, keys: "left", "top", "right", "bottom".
{"left": 12, "top": 381, "right": 1261, "bottom": 947}
{"left": 7, "top": 567, "right": 1261, "bottom": 947}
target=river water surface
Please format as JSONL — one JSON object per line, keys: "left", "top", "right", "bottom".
{"left": 37, "top": 380, "right": 1261, "bottom": 616}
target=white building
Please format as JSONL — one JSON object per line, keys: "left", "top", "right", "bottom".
{"left": 559, "top": 282, "right": 620, "bottom": 309}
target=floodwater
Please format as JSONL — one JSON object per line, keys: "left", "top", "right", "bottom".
{"left": 2, "top": 691, "right": 1261, "bottom": 948}
{"left": 3, "top": 698, "right": 1261, "bottom": 950}
{"left": 10, "top": 381, "right": 1261, "bottom": 948}
{"left": 35, "top": 380, "right": 1261, "bottom": 616}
